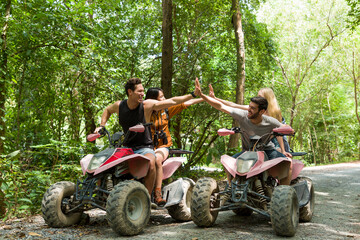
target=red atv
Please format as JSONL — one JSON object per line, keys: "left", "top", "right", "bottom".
{"left": 191, "top": 126, "right": 314, "bottom": 237}
{"left": 41, "top": 124, "right": 194, "bottom": 236}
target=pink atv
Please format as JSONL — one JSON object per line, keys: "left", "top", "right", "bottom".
{"left": 41, "top": 124, "right": 194, "bottom": 236}
{"left": 191, "top": 126, "right": 314, "bottom": 237}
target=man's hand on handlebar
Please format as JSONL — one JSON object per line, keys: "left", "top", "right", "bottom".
{"left": 94, "top": 126, "right": 104, "bottom": 134}
{"left": 284, "top": 152, "right": 292, "bottom": 158}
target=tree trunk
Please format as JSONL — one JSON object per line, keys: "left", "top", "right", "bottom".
{"left": 173, "top": 85, "right": 188, "bottom": 149}
{"left": 326, "top": 92, "right": 339, "bottom": 159}
{"left": 80, "top": 3, "right": 96, "bottom": 139}
{"left": 81, "top": 76, "right": 96, "bottom": 138}
{"left": 161, "top": 0, "right": 173, "bottom": 98}
{"left": 0, "top": 0, "right": 11, "bottom": 155}
{"left": 70, "top": 87, "right": 81, "bottom": 142}
{"left": 320, "top": 95, "right": 332, "bottom": 162}
{"left": 16, "top": 62, "right": 26, "bottom": 148}
{"left": 307, "top": 127, "right": 316, "bottom": 165}
{"left": 352, "top": 51, "right": 360, "bottom": 125}
{"left": 228, "top": 0, "right": 245, "bottom": 149}
{"left": 312, "top": 126, "right": 321, "bottom": 163}
{"left": 0, "top": 0, "right": 11, "bottom": 217}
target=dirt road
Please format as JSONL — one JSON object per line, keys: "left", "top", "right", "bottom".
{"left": 1, "top": 162, "right": 360, "bottom": 239}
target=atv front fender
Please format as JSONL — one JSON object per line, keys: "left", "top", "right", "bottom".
{"left": 94, "top": 154, "right": 150, "bottom": 179}
{"left": 221, "top": 154, "right": 238, "bottom": 178}
{"left": 162, "top": 157, "right": 186, "bottom": 180}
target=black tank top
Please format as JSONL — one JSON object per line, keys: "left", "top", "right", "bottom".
{"left": 118, "top": 100, "right": 153, "bottom": 150}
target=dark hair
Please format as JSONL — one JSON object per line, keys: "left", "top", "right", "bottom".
{"left": 250, "top": 96, "right": 268, "bottom": 111}
{"left": 125, "top": 78, "right": 142, "bottom": 96}
{"left": 145, "top": 87, "right": 163, "bottom": 100}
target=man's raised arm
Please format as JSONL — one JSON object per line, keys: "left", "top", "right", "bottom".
{"left": 147, "top": 77, "right": 201, "bottom": 111}
{"left": 150, "top": 94, "right": 194, "bottom": 111}
{"left": 209, "top": 84, "right": 248, "bottom": 110}
{"left": 195, "top": 79, "right": 233, "bottom": 115}
{"left": 199, "top": 92, "right": 233, "bottom": 115}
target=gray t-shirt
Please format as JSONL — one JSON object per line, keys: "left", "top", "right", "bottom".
{"left": 229, "top": 108, "right": 282, "bottom": 151}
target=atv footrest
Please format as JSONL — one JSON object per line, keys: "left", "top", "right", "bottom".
{"left": 162, "top": 178, "right": 188, "bottom": 208}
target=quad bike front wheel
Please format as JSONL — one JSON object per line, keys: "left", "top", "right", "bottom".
{"left": 191, "top": 177, "right": 220, "bottom": 227}
{"left": 293, "top": 176, "right": 315, "bottom": 222}
{"left": 41, "top": 181, "right": 82, "bottom": 227}
{"left": 167, "top": 178, "right": 194, "bottom": 221}
{"left": 270, "top": 185, "right": 299, "bottom": 237}
{"left": 106, "top": 180, "right": 150, "bottom": 236}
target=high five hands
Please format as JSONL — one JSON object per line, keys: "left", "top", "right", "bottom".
{"left": 195, "top": 78, "right": 218, "bottom": 99}
{"left": 209, "top": 84, "right": 215, "bottom": 98}
{"left": 195, "top": 78, "right": 202, "bottom": 97}
{"left": 195, "top": 78, "right": 216, "bottom": 99}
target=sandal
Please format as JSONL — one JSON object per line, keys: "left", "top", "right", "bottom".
{"left": 154, "top": 188, "right": 166, "bottom": 207}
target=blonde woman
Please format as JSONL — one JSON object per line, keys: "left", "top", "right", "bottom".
{"left": 257, "top": 88, "right": 290, "bottom": 152}
{"left": 257, "top": 88, "right": 282, "bottom": 121}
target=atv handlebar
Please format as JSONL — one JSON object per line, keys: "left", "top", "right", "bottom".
{"left": 291, "top": 152, "right": 307, "bottom": 157}
{"left": 87, "top": 133, "right": 101, "bottom": 142}
{"left": 129, "top": 124, "right": 145, "bottom": 132}
{"left": 86, "top": 126, "right": 109, "bottom": 142}
{"left": 272, "top": 126, "right": 295, "bottom": 136}
{"left": 217, "top": 126, "right": 294, "bottom": 137}
{"left": 217, "top": 127, "right": 241, "bottom": 136}
{"left": 87, "top": 123, "right": 152, "bottom": 144}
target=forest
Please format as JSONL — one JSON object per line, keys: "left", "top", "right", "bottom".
{"left": 0, "top": 0, "right": 359, "bottom": 218}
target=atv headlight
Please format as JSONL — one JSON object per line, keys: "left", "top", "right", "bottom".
{"left": 236, "top": 160, "right": 254, "bottom": 174}
{"left": 88, "top": 155, "right": 107, "bottom": 171}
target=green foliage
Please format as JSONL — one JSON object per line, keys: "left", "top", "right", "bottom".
{"left": 1, "top": 0, "right": 359, "bottom": 219}
{"left": 346, "top": 0, "right": 360, "bottom": 28}
{"left": 257, "top": 0, "right": 359, "bottom": 164}
{"left": 1, "top": 144, "right": 83, "bottom": 219}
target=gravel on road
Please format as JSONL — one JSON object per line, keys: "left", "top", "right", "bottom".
{"left": 1, "top": 162, "right": 360, "bottom": 240}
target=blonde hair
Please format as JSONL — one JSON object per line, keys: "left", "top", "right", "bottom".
{"left": 258, "top": 88, "right": 282, "bottom": 122}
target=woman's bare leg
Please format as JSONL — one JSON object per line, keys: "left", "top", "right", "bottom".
{"left": 155, "top": 148, "right": 169, "bottom": 189}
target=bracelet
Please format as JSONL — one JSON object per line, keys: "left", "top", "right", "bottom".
{"left": 190, "top": 91, "right": 197, "bottom": 98}
{"left": 100, "top": 125, "right": 105, "bottom": 128}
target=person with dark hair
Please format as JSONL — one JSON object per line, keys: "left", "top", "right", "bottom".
{"left": 124, "top": 77, "right": 142, "bottom": 95}
{"left": 209, "top": 85, "right": 290, "bottom": 152}
{"left": 250, "top": 96, "right": 268, "bottom": 112}
{"left": 145, "top": 87, "right": 203, "bottom": 206}
{"left": 145, "top": 87, "right": 163, "bottom": 100}
{"left": 195, "top": 79, "right": 292, "bottom": 203}
{"left": 94, "top": 78, "right": 200, "bottom": 204}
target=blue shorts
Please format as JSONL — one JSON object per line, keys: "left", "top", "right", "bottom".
{"left": 233, "top": 149, "right": 285, "bottom": 160}
{"left": 133, "top": 147, "right": 156, "bottom": 158}
{"left": 264, "top": 149, "right": 286, "bottom": 159}
{"left": 155, "top": 147, "right": 170, "bottom": 154}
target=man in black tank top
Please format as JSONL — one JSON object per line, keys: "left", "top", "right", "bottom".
{"left": 94, "top": 78, "right": 200, "bottom": 202}
{"left": 118, "top": 100, "right": 153, "bottom": 150}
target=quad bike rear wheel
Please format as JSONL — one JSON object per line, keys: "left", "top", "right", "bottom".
{"left": 270, "top": 185, "right": 299, "bottom": 237}
{"left": 41, "top": 181, "right": 82, "bottom": 227}
{"left": 106, "top": 180, "right": 150, "bottom": 236}
{"left": 167, "top": 178, "right": 194, "bottom": 221}
{"left": 191, "top": 177, "right": 220, "bottom": 227}
{"left": 293, "top": 176, "right": 315, "bottom": 222}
